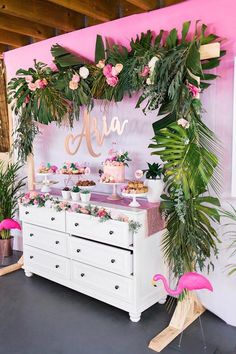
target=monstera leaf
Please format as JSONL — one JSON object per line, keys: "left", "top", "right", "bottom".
{"left": 149, "top": 122, "right": 218, "bottom": 198}
{"left": 51, "top": 44, "right": 84, "bottom": 69}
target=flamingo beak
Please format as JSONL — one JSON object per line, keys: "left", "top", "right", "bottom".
{"left": 152, "top": 280, "right": 157, "bottom": 287}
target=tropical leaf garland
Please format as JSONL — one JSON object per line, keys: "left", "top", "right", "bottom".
{"left": 7, "top": 21, "right": 225, "bottom": 278}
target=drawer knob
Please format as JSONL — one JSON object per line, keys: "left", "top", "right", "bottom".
{"left": 76, "top": 249, "right": 81, "bottom": 253}
{"left": 74, "top": 222, "right": 79, "bottom": 227}
{"left": 30, "top": 255, "right": 34, "bottom": 259}
{"left": 55, "top": 265, "right": 60, "bottom": 269}
{"left": 29, "top": 233, "right": 34, "bottom": 237}
{"left": 25, "top": 211, "right": 29, "bottom": 215}
{"left": 109, "top": 230, "right": 114, "bottom": 235}
{"left": 51, "top": 217, "right": 55, "bottom": 221}
{"left": 115, "top": 285, "right": 119, "bottom": 290}
{"left": 111, "top": 259, "right": 116, "bottom": 263}
{"left": 55, "top": 240, "right": 60, "bottom": 245}
{"left": 80, "top": 273, "right": 85, "bottom": 277}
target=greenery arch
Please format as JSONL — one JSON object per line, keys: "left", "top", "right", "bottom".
{"left": 8, "top": 21, "right": 225, "bottom": 277}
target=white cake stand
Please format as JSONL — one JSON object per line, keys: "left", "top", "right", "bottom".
{"left": 35, "top": 173, "right": 58, "bottom": 193}
{"left": 99, "top": 182, "right": 125, "bottom": 201}
{"left": 122, "top": 192, "right": 147, "bottom": 207}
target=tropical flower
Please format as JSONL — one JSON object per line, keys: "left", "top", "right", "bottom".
{"left": 177, "top": 118, "right": 190, "bottom": 129}
{"left": 24, "top": 95, "right": 30, "bottom": 104}
{"left": 114, "top": 63, "right": 123, "bottom": 74}
{"left": 140, "top": 66, "right": 150, "bottom": 77}
{"left": 25, "top": 75, "right": 33, "bottom": 83}
{"left": 187, "top": 82, "right": 200, "bottom": 99}
{"left": 72, "top": 74, "right": 80, "bottom": 83}
{"left": 69, "top": 80, "right": 78, "bottom": 90}
{"left": 96, "top": 60, "right": 105, "bottom": 69}
{"left": 103, "top": 64, "right": 113, "bottom": 77}
{"left": 35, "top": 78, "right": 48, "bottom": 89}
{"left": 28, "top": 82, "right": 37, "bottom": 91}
{"left": 106, "top": 76, "right": 119, "bottom": 87}
{"left": 79, "top": 67, "right": 89, "bottom": 79}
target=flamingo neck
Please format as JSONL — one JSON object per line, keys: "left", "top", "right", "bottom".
{"left": 160, "top": 276, "right": 184, "bottom": 296}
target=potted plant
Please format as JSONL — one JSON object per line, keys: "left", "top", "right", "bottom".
{"left": 143, "top": 162, "right": 164, "bottom": 203}
{"left": 71, "top": 186, "right": 81, "bottom": 202}
{"left": 0, "top": 219, "right": 21, "bottom": 257}
{"left": 80, "top": 189, "right": 91, "bottom": 203}
{"left": 0, "top": 161, "right": 26, "bottom": 257}
{"left": 61, "top": 186, "right": 71, "bottom": 200}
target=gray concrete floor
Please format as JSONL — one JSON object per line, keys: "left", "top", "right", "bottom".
{"left": 0, "top": 252, "right": 236, "bottom": 354}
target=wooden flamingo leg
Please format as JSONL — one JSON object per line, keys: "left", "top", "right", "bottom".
{"left": 148, "top": 292, "right": 205, "bottom": 352}
{"left": 0, "top": 256, "right": 24, "bottom": 276}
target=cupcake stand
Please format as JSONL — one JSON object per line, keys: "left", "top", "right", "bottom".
{"left": 35, "top": 173, "right": 58, "bottom": 193}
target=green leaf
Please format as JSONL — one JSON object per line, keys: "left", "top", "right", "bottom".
{"left": 186, "top": 42, "right": 202, "bottom": 76}
{"left": 95, "top": 34, "right": 105, "bottom": 63}
{"left": 51, "top": 44, "right": 83, "bottom": 68}
{"left": 181, "top": 21, "right": 191, "bottom": 43}
{"left": 154, "top": 30, "right": 164, "bottom": 48}
{"left": 202, "top": 58, "right": 220, "bottom": 70}
{"left": 166, "top": 28, "right": 178, "bottom": 49}
{"left": 152, "top": 112, "right": 176, "bottom": 133}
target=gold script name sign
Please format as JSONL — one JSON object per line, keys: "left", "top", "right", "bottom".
{"left": 64, "top": 110, "right": 128, "bottom": 157}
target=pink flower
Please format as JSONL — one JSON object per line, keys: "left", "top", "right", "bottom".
{"left": 50, "top": 165, "right": 58, "bottom": 173}
{"left": 187, "top": 82, "right": 200, "bottom": 99}
{"left": 33, "top": 199, "right": 39, "bottom": 205}
{"left": 35, "top": 79, "right": 48, "bottom": 89}
{"left": 80, "top": 207, "right": 89, "bottom": 214}
{"left": 103, "top": 64, "right": 113, "bottom": 78}
{"left": 177, "top": 118, "right": 190, "bottom": 129}
{"left": 111, "top": 66, "right": 119, "bottom": 77}
{"left": 25, "top": 75, "right": 33, "bottom": 83}
{"left": 97, "top": 209, "right": 107, "bottom": 218}
{"left": 24, "top": 95, "right": 30, "bottom": 104}
{"left": 69, "top": 80, "right": 78, "bottom": 90}
{"left": 140, "top": 66, "right": 150, "bottom": 77}
{"left": 28, "top": 82, "right": 37, "bottom": 91}
{"left": 29, "top": 191, "right": 38, "bottom": 199}
{"left": 72, "top": 74, "right": 80, "bottom": 83}
{"left": 71, "top": 204, "right": 80, "bottom": 212}
{"left": 106, "top": 76, "right": 119, "bottom": 87}
{"left": 114, "top": 63, "right": 123, "bottom": 74}
{"left": 96, "top": 60, "right": 105, "bottom": 69}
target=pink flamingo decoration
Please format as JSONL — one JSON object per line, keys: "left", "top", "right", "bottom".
{"left": 0, "top": 219, "right": 21, "bottom": 232}
{"left": 152, "top": 272, "right": 213, "bottom": 296}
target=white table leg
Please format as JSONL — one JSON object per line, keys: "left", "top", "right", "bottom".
{"left": 129, "top": 312, "right": 141, "bottom": 322}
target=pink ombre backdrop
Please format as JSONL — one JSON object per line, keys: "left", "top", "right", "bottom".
{"left": 4, "top": 0, "right": 236, "bottom": 326}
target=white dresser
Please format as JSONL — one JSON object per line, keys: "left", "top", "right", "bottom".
{"left": 19, "top": 200, "right": 167, "bottom": 322}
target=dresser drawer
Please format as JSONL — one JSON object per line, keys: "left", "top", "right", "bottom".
{"left": 71, "top": 261, "right": 132, "bottom": 301}
{"left": 67, "top": 212, "right": 133, "bottom": 248}
{"left": 23, "top": 224, "right": 68, "bottom": 257}
{"left": 24, "top": 245, "right": 70, "bottom": 280}
{"left": 20, "top": 205, "right": 66, "bottom": 232}
{"left": 69, "top": 236, "right": 133, "bottom": 276}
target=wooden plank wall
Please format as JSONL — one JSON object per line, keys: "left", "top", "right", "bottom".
{"left": 0, "top": 59, "right": 10, "bottom": 153}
